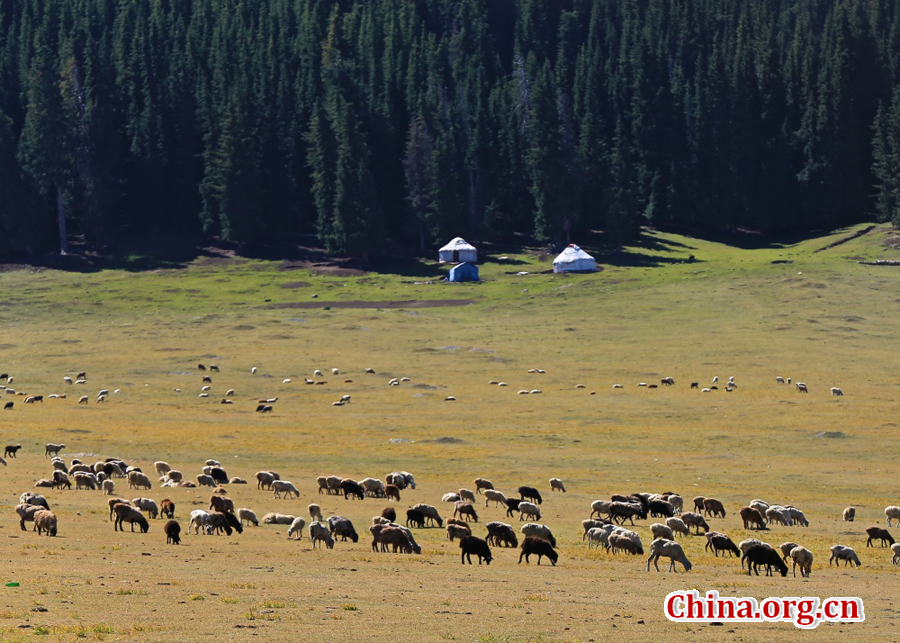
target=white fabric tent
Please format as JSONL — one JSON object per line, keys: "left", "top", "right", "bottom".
{"left": 439, "top": 237, "right": 477, "bottom": 263}
{"left": 552, "top": 244, "right": 596, "bottom": 273}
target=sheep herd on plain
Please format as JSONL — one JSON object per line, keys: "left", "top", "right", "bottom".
{"left": 0, "top": 365, "right": 870, "bottom": 577}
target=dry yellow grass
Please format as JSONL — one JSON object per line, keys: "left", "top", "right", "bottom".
{"left": 0, "top": 225, "right": 897, "bottom": 641}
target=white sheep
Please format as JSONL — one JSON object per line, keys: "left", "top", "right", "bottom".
{"left": 790, "top": 546, "right": 813, "bottom": 577}
{"left": 665, "top": 517, "right": 689, "bottom": 537}
{"left": 749, "top": 499, "right": 770, "bottom": 515}
{"left": 262, "top": 513, "right": 295, "bottom": 525}
{"left": 132, "top": 497, "right": 159, "bottom": 519}
{"left": 765, "top": 505, "right": 793, "bottom": 527}
{"left": 309, "top": 521, "right": 335, "bottom": 548}
{"left": 665, "top": 494, "right": 684, "bottom": 515}
{"left": 586, "top": 526, "right": 613, "bottom": 549}
{"left": 442, "top": 492, "right": 461, "bottom": 503}
{"left": 273, "top": 480, "right": 299, "bottom": 499}
{"left": 458, "top": 489, "right": 476, "bottom": 503}
{"left": 829, "top": 544, "right": 861, "bottom": 567}
{"left": 549, "top": 478, "right": 566, "bottom": 493}
{"left": 521, "top": 522, "right": 556, "bottom": 547}
{"left": 360, "top": 477, "right": 386, "bottom": 498}
{"left": 483, "top": 489, "right": 507, "bottom": 508}
{"left": 101, "top": 479, "right": 115, "bottom": 495}
{"left": 651, "top": 523, "right": 675, "bottom": 541}
{"left": 647, "top": 538, "right": 692, "bottom": 572}
{"left": 891, "top": 543, "right": 900, "bottom": 565}
{"left": 189, "top": 510, "right": 213, "bottom": 535}
{"left": 843, "top": 506, "right": 856, "bottom": 522}
{"left": 308, "top": 504, "right": 323, "bottom": 523}
{"left": 287, "top": 517, "right": 307, "bottom": 540}
{"left": 155, "top": 461, "right": 172, "bottom": 477}
{"left": 74, "top": 472, "right": 98, "bottom": 490}
{"left": 785, "top": 506, "right": 809, "bottom": 527}
{"left": 590, "top": 500, "right": 611, "bottom": 518}
{"left": 885, "top": 506, "right": 900, "bottom": 527}
{"left": 518, "top": 501, "right": 541, "bottom": 522}
{"left": 237, "top": 508, "right": 258, "bottom": 527}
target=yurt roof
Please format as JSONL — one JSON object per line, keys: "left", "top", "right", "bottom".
{"left": 439, "top": 237, "right": 476, "bottom": 252}
{"left": 553, "top": 244, "right": 595, "bottom": 263}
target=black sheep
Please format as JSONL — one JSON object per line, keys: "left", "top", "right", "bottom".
{"left": 518, "top": 486, "right": 543, "bottom": 505}
{"left": 459, "top": 535, "right": 492, "bottom": 565}
{"left": 648, "top": 499, "right": 675, "bottom": 518}
{"left": 164, "top": 520, "right": 181, "bottom": 545}
{"left": 742, "top": 545, "right": 788, "bottom": 576}
{"left": 209, "top": 467, "right": 229, "bottom": 485}
{"left": 865, "top": 526, "right": 894, "bottom": 547}
{"left": 519, "top": 536, "right": 558, "bottom": 566}
{"left": 224, "top": 512, "right": 243, "bottom": 534}
{"left": 406, "top": 509, "right": 426, "bottom": 528}
{"left": 340, "top": 479, "right": 365, "bottom": 500}
{"left": 505, "top": 498, "right": 521, "bottom": 518}
{"left": 705, "top": 534, "right": 741, "bottom": 557}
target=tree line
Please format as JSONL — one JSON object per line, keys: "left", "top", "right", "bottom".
{"left": 1, "top": 0, "right": 900, "bottom": 259}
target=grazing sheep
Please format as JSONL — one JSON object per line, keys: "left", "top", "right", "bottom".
{"left": 608, "top": 502, "right": 646, "bottom": 526}
{"left": 740, "top": 506, "right": 767, "bottom": 530}
{"left": 483, "top": 489, "right": 507, "bottom": 508}
{"left": 866, "top": 526, "right": 895, "bottom": 547}
{"left": 4, "top": 445, "right": 21, "bottom": 458}
{"left": 390, "top": 471, "right": 416, "bottom": 489}
{"left": 518, "top": 486, "right": 542, "bottom": 504}
{"left": 790, "top": 546, "right": 813, "bottom": 577}
{"left": 648, "top": 499, "right": 675, "bottom": 518}
{"left": 360, "top": 477, "right": 386, "bottom": 498}
{"left": 165, "top": 520, "right": 181, "bottom": 544}
{"left": 328, "top": 516, "right": 359, "bottom": 542}
{"left": 74, "top": 472, "right": 99, "bottom": 490}
{"left": 651, "top": 523, "right": 675, "bottom": 541}
{"left": 385, "top": 484, "right": 401, "bottom": 501}
{"left": 160, "top": 499, "right": 175, "bottom": 519}
{"left": 831, "top": 387, "right": 843, "bottom": 396}
{"left": 310, "top": 521, "right": 335, "bottom": 548}
{"left": 261, "top": 513, "right": 295, "bottom": 525}
{"left": 521, "top": 523, "right": 556, "bottom": 547}
{"left": 647, "top": 538, "right": 691, "bottom": 572}
{"left": 410, "top": 504, "right": 443, "bottom": 527}
{"left": 609, "top": 532, "right": 644, "bottom": 556}
{"left": 830, "top": 545, "right": 861, "bottom": 567}
{"left": 458, "top": 488, "right": 476, "bottom": 503}
{"left": 460, "top": 535, "right": 492, "bottom": 564}
{"left": 474, "top": 478, "right": 494, "bottom": 494}
{"left": 256, "top": 471, "right": 278, "bottom": 491}
{"left": 891, "top": 543, "right": 900, "bottom": 565}
{"left": 702, "top": 498, "right": 726, "bottom": 518}
{"left": 287, "top": 517, "right": 307, "bottom": 540}
{"left": 765, "top": 505, "right": 793, "bottom": 527}
{"left": 315, "top": 476, "right": 329, "bottom": 494}
{"left": 785, "top": 506, "right": 809, "bottom": 527}
{"left": 749, "top": 499, "right": 770, "bottom": 515}
{"left": 519, "top": 536, "right": 557, "bottom": 565}
{"left": 453, "top": 502, "right": 479, "bottom": 522}
{"left": 681, "top": 512, "right": 710, "bottom": 534}
{"left": 52, "top": 471, "right": 71, "bottom": 490}
{"left": 692, "top": 496, "right": 705, "bottom": 512}
{"left": 16, "top": 504, "right": 44, "bottom": 530}
{"left": 196, "top": 474, "right": 216, "bottom": 488}
{"left": 884, "top": 506, "right": 900, "bottom": 527}
{"left": 33, "top": 510, "right": 57, "bottom": 537}
{"left": 446, "top": 524, "right": 471, "bottom": 541}
{"left": 737, "top": 539, "right": 771, "bottom": 568}
{"left": 405, "top": 509, "right": 426, "bottom": 529}
{"left": 101, "top": 479, "right": 115, "bottom": 495}
{"left": 517, "top": 501, "right": 541, "bottom": 522}
{"left": 237, "top": 508, "right": 258, "bottom": 527}
{"left": 705, "top": 533, "right": 741, "bottom": 557}
{"left": 586, "top": 526, "right": 613, "bottom": 549}
{"left": 165, "top": 470, "right": 183, "bottom": 483}
{"left": 549, "top": 478, "right": 566, "bottom": 493}
{"left": 504, "top": 498, "right": 522, "bottom": 519}
{"left": 442, "top": 492, "right": 461, "bottom": 503}
{"left": 127, "top": 471, "right": 152, "bottom": 490}
{"left": 743, "top": 545, "right": 788, "bottom": 576}
{"left": 779, "top": 541, "right": 800, "bottom": 562}
{"left": 272, "top": 480, "right": 300, "bottom": 499}
{"left": 44, "top": 443, "right": 65, "bottom": 458}
{"left": 376, "top": 526, "right": 414, "bottom": 554}
{"left": 796, "top": 382, "right": 808, "bottom": 393}
{"left": 843, "top": 506, "right": 856, "bottom": 522}
{"left": 207, "top": 511, "right": 234, "bottom": 536}
{"left": 486, "top": 521, "right": 518, "bottom": 548}
{"left": 340, "top": 479, "right": 365, "bottom": 500}
{"left": 582, "top": 519, "right": 610, "bottom": 539}
{"left": 132, "top": 497, "right": 159, "bottom": 519}
{"left": 665, "top": 517, "right": 690, "bottom": 537}
{"left": 590, "top": 500, "right": 611, "bottom": 519}
{"left": 308, "top": 504, "right": 323, "bottom": 523}
{"left": 209, "top": 496, "right": 234, "bottom": 514}
{"left": 114, "top": 503, "right": 150, "bottom": 533}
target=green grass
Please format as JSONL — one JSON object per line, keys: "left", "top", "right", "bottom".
{"left": 0, "top": 223, "right": 897, "bottom": 641}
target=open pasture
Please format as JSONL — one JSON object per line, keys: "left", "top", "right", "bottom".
{"left": 0, "top": 225, "right": 898, "bottom": 641}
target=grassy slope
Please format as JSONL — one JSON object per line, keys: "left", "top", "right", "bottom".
{"left": 0, "top": 224, "right": 897, "bottom": 641}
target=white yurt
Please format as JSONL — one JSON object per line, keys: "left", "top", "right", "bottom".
{"left": 439, "top": 237, "right": 477, "bottom": 263}
{"left": 552, "top": 244, "right": 596, "bottom": 273}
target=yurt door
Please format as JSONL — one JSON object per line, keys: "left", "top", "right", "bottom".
{"left": 453, "top": 250, "right": 459, "bottom": 262}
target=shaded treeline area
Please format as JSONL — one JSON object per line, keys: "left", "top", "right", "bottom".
{"left": 1, "top": 0, "right": 900, "bottom": 259}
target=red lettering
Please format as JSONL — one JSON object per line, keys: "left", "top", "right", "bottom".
{"left": 736, "top": 600, "right": 754, "bottom": 619}
{"left": 666, "top": 593, "right": 685, "bottom": 619}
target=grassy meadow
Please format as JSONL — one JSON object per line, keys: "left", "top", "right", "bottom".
{"left": 0, "top": 224, "right": 898, "bottom": 642}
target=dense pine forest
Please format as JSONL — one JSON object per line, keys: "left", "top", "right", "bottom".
{"left": 2, "top": 0, "right": 900, "bottom": 259}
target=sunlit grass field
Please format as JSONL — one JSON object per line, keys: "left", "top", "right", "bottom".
{"left": 0, "top": 224, "right": 897, "bottom": 642}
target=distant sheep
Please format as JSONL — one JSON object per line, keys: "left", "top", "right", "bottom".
{"left": 484, "top": 489, "right": 507, "bottom": 508}
{"left": 740, "top": 506, "right": 767, "bottom": 530}
{"left": 442, "top": 492, "right": 461, "bottom": 503}
{"left": 360, "top": 477, "right": 386, "bottom": 498}
{"left": 647, "top": 538, "right": 691, "bottom": 572}
{"left": 327, "top": 516, "right": 359, "bottom": 542}
{"left": 132, "top": 497, "right": 159, "bottom": 519}
{"left": 257, "top": 471, "right": 277, "bottom": 490}
{"left": 453, "top": 501, "right": 479, "bottom": 522}
{"left": 385, "top": 485, "right": 401, "bottom": 501}
{"left": 485, "top": 521, "right": 517, "bottom": 548}
{"left": 518, "top": 486, "right": 542, "bottom": 504}
{"left": 789, "top": 546, "right": 813, "bottom": 577}
{"left": 705, "top": 533, "right": 741, "bottom": 557}
{"left": 458, "top": 489, "right": 476, "bottom": 503}
{"left": 885, "top": 506, "right": 900, "bottom": 527}
{"left": 165, "top": 520, "right": 181, "bottom": 544}
{"left": 4, "top": 445, "right": 21, "bottom": 458}
{"left": 702, "top": 498, "right": 726, "bottom": 518}
{"left": 160, "top": 499, "right": 175, "bottom": 519}
{"left": 127, "top": 471, "right": 152, "bottom": 490}
{"left": 517, "top": 501, "right": 541, "bottom": 522}
{"left": 16, "top": 504, "right": 43, "bottom": 530}
{"left": 796, "top": 382, "right": 808, "bottom": 393}
{"left": 446, "top": 524, "right": 471, "bottom": 542}
{"left": 381, "top": 507, "right": 396, "bottom": 523}
{"left": 474, "top": 478, "right": 494, "bottom": 494}
{"left": 590, "top": 500, "right": 611, "bottom": 519}
{"left": 308, "top": 504, "right": 323, "bottom": 523}
{"left": 518, "top": 536, "right": 557, "bottom": 565}
{"left": 101, "top": 479, "right": 115, "bottom": 495}
{"left": 681, "top": 512, "right": 709, "bottom": 534}
{"left": 44, "top": 443, "right": 65, "bottom": 457}
{"left": 830, "top": 545, "right": 861, "bottom": 567}
{"left": 113, "top": 503, "right": 150, "bottom": 533}
{"left": 843, "top": 506, "right": 856, "bottom": 522}
{"left": 549, "top": 478, "right": 566, "bottom": 493}
{"left": 650, "top": 523, "right": 675, "bottom": 541}
{"left": 892, "top": 543, "right": 900, "bottom": 565}
{"left": 262, "top": 513, "right": 295, "bottom": 525}
{"left": 765, "top": 505, "right": 793, "bottom": 527}
{"left": 340, "top": 479, "right": 365, "bottom": 500}
{"left": 785, "top": 506, "right": 808, "bottom": 527}
{"left": 196, "top": 474, "right": 216, "bottom": 488}
{"left": 665, "top": 517, "right": 689, "bottom": 537}
{"left": 831, "top": 387, "right": 843, "bottom": 396}
{"left": 779, "top": 541, "right": 800, "bottom": 562}
{"left": 410, "top": 504, "right": 443, "bottom": 527}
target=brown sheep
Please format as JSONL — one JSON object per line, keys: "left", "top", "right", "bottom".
{"left": 160, "top": 499, "right": 175, "bottom": 519}
{"left": 681, "top": 512, "right": 710, "bottom": 534}
{"left": 209, "top": 495, "right": 235, "bottom": 514}
{"left": 740, "top": 506, "right": 767, "bottom": 530}
{"left": 692, "top": 496, "right": 705, "bottom": 512}
{"left": 113, "top": 503, "right": 149, "bottom": 533}
{"left": 33, "top": 510, "right": 57, "bottom": 536}
{"left": 385, "top": 484, "right": 401, "bottom": 501}
{"left": 702, "top": 498, "right": 726, "bottom": 518}
{"left": 108, "top": 498, "right": 130, "bottom": 521}
{"left": 378, "top": 526, "right": 413, "bottom": 554}
{"left": 164, "top": 520, "right": 181, "bottom": 544}
{"left": 446, "top": 524, "right": 472, "bottom": 542}
{"left": 16, "top": 504, "right": 43, "bottom": 531}
{"left": 518, "top": 536, "right": 558, "bottom": 565}
{"left": 453, "top": 501, "right": 479, "bottom": 522}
